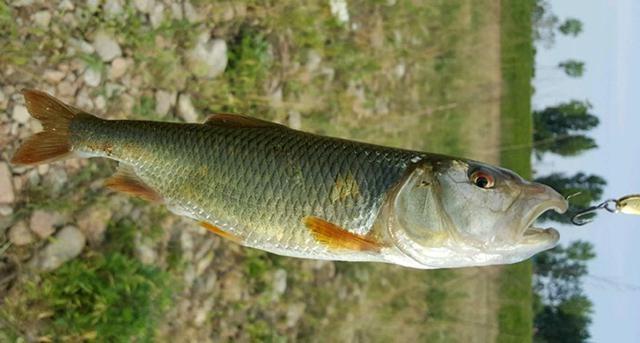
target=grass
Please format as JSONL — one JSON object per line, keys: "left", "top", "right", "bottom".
{"left": 497, "top": 0, "right": 536, "bottom": 342}
{"left": 1, "top": 0, "right": 536, "bottom": 341}
{"left": 0, "top": 220, "right": 173, "bottom": 341}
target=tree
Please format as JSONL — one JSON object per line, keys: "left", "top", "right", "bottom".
{"left": 533, "top": 2, "right": 584, "bottom": 48}
{"left": 558, "top": 60, "right": 585, "bottom": 78}
{"left": 532, "top": 241, "right": 595, "bottom": 342}
{"left": 533, "top": 100, "right": 600, "bottom": 158}
{"left": 534, "top": 295, "right": 593, "bottom": 343}
{"left": 534, "top": 172, "right": 606, "bottom": 224}
{"left": 559, "top": 18, "right": 583, "bottom": 36}
{"left": 533, "top": 241, "right": 596, "bottom": 302}
{"left": 532, "top": 0, "right": 559, "bottom": 48}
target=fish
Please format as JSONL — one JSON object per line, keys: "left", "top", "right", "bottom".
{"left": 11, "top": 89, "right": 568, "bottom": 269}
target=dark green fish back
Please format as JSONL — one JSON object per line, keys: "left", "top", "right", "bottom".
{"left": 71, "top": 117, "right": 422, "bottom": 255}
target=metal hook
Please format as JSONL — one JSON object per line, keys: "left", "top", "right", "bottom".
{"left": 570, "top": 199, "right": 619, "bottom": 226}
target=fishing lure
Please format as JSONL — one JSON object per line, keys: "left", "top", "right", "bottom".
{"left": 571, "top": 194, "right": 640, "bottom": 225}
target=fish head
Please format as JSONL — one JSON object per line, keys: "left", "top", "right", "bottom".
{"left": 387, "top": 159, "right": 568, "bottom": 268}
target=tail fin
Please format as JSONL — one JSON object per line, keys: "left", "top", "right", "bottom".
{"left": 11, "top": 89, "right": 86, "bottom": 166}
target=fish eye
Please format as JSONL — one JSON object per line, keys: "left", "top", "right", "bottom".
{"left": 469, "top": 169, "right": 495, "bottom": 189}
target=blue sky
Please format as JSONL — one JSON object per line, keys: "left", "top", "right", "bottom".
{"left": 533, "top": 0, "right": 640, "bottom": 341}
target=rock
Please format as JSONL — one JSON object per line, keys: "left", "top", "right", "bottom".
{"left": 186, "top": 36, "right": 227, "bottom": 79}
{"left": 75, "top": 88, "right": 94, "bottom": 111}
{"left": 30, "top": 210, "right": 63, "bottom": 239}
{"left": 150, "top": 3, "right": 165, "bottom": 29}
{"left": 273, "top": 269, "right": 287, "bottom": 295}
{"left": 0, "top": 163, "right": 14, "bottom": 204}
{"left": 394, "top": 63, "right": 406, "bottom": 79}
{"left": 93, "top": 31, "right": 122, "bottom": 62}
{"left": 169, "top": 2, "right": 182, "bottom": 20}
{"left": 0, "top": 205, "right": 13, "bottom": 216}
{"left": 8, "top": 221, "right": 34, "bottom": 246}
{"left": 108, "top": 57, "right": 128, "bottom": 80}
{"left": 0, "top": 89, "right": 6, "bottom": 110}
{"left": 221, "top": 270, "right": 244, "bottom": 301}
{"left": 12, "top": 105, "right": 30, "bottom": 124}
{"left": 57, "top": 80, "right": 77, "bottom": 97}
{"left": 94, "top": 95, "right": 106, "bottom": 112}
{"left": 329, "top": 0, "right": 350, "bottom": 24}
{"left": 177, "top": 94, "right": 198, "bottom": 122}
{"left": 286, "top": 302, "right": 306, "bottom": 328}
{"left": 59, "top": 0, "right": 74, "bottom": 11}
{"left": 134, "top": 0, "right": 155, "bottom": 13}
{"left": 154, "top": 90, "right": 176, "bottom": 116}
{"left": 135, "top": 236, "right": 157, "bottom": 265}
{"left": 33, "top": 226, "right": 85, "bottom": 271}
{"left": 288, "top": 111, "right": 301, "bottom": 130}
{"left": 69, "top": 38, "right": 95, "bottom": 54}
{"left": 193, "top": 298, "right": 215, "bottom": 326}
{"left": 184, "top": 1, "right": 200, "bottom": 23}
{"left": 43, "top": 69, "right": 66, "bottom": 83}
{"left": 105, "top": 0, "right": 124, "bottom": 17}
{"left": 83, "top": 68, "right": 102, "bottom": 87}
{"left": 76, "top": 206, "right": 112, "bottom": 246}
{"left": 32, "top": 11, "right": 52, "bottom": 28}
{"left": 12, "top": 0, "right": 33, "bottom": 7}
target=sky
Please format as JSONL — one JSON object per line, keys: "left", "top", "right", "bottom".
{"left": 532, "top": 0, "right": 640, "bottom": 341}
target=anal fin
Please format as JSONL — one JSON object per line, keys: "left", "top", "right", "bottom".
{"left": 303, "top": 216, "right": 382, "bottom": 252}
{"left": 105, "top": 164, "right": 162, "bottom": 203}
{"left": 199, "top": 221, "right": 242, "bottom": 243}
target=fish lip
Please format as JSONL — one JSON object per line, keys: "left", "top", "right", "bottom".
{"left": 520, "top": 192, "right": 568, "bottom": 238}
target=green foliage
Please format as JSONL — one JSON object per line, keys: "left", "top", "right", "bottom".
{"left": 133, "top": 95, "right": 158, "bottom": 119}
{"left": 533, "top": 100, "right": 600, "bottom": 157}
{"left": 33, "top": 252, "right": 172, "bottom": 341}
{"left": 558, "top": 18, "right": 583, "bottom": 36}
{"left": 558, "top": 60, "right": 585, "bottom": 78}
{"left": 535, "top": 172, "right": 606, "bottom": 223}
{"left": 533, "top": 295, "right": 592, "bottom": 343}
{"left": 224, "top": 27, "right": 272, "bottom": 111}
{"left": 532, "top": 241, "right": 595, "bottom": 342}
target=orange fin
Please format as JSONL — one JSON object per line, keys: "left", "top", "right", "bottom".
{"left": 303, "top": 216, "right": 382, "bottom": 252}
{"left": 199, "top": 221, "right": 242, "bottom": 243}
{"left": 204, "top": 113, "right": 285, "bottom": 129}
{"left": 11, "top": 89, "right": 89, "bottom": 165}
{"left": 104, "top": 164, "right": 162, "bottom": 203}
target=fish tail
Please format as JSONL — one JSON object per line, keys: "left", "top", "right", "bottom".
{"left": 11, "top": 89, "right": 92, "bottom": 165}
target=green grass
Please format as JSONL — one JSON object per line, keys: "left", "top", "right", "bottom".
{"left": 498, "top": 0, "right": 536, "bottom": 342}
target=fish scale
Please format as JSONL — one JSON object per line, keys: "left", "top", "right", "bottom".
{"left": 72, "top": 119, "right": 419, "bottom": 258}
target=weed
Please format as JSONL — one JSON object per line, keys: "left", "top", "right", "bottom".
{"left": 32, "top": 252, "right": 171, "bottom": 341}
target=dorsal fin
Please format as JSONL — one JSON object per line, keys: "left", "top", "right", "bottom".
{"left": 105, "top": 164, "right": 163, "bottom": 203}
{"left": 204, "top": 113, "right": 286, "bottom": 129}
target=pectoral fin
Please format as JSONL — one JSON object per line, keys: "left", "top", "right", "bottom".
{"left": 303, "top": 216, "right": 382, "bottom": 252}
{"left": 105, "top": 164, "right": 163, "bottom": 203}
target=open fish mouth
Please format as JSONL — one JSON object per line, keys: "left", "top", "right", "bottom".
{"left": 520, "top": 196, "right": 568, "bottom": 242}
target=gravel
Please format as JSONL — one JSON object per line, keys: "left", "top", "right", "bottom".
{"left": 11, "top": 105, "right": 30, "bottom": 124}
{"left": 186, "top": 35, "right": 228, "bottom": 79}
{"left": 30, "top": 210, "right": 63, "bottom": 239}
{"left": 0, "top": 163, "right": 15, "bottom": 204}
{"left": 93, "top": 31, "right": 122, "bottom": 62}
{"left": 32, "top": 226, "right": 86, "bottom": 272}
{"left": 177, "top": 94, "right": 199, "bottom": 122}
{"left": 8, "top": 221, "right": 34, "bottom": 246}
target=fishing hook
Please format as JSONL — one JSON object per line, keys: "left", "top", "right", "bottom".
{"left": 570, "top": 199, "right": 619, "bottom": 226}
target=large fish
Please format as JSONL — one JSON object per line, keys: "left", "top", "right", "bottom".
{"left": 11, "top": 90, "right": 568, "bottom": 269}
